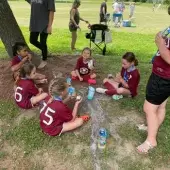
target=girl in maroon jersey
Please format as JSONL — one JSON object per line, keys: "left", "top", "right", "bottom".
{"left": 96, "top": 52, "right": 140, "bottom": 98}
{"left": 14, "top": 63, "right": 48, "bottom": 109}
{"left": 11, "top": 42, "right": 47, "bottom": 84}
{"left": 71, "top": 47, "right": 96, "bottom": 84}
{"left": 39, "top": 78, "right": 90, "bottom": 136}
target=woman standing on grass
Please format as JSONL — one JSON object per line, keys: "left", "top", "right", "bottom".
{"left": 137, "top": 7, "right": 170, "bottom": 154}
{"left": 69, "top": 0, "right": 89, "bottom": 51}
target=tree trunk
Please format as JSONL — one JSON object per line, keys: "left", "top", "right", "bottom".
{"left": 0, "top": 0, "right": 40, "bottom": 66}
{"left": 0, "top": 0, "right": 27, "bottom": 58}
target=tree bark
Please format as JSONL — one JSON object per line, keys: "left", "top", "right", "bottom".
{"left": 0, "top": 0, "right": 40, "bottom": 66}
{"left": 0, "top": 0, "right": 27, "bottom": 58}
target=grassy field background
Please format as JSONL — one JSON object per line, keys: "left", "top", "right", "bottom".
{"left": 0, "top": 1, "right": 170, "bottom": 170}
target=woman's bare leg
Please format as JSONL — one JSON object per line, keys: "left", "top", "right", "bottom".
{"left": 71, "top": 31, "right": 77, "bottom": 50}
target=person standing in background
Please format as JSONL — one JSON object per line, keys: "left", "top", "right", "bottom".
{"left": 119, "top": 1, "right": 125, "bottom": 20}
{"left": 99, "top": 0, "right": 108, "bottom": 24}
{"left": 26, "top": 0, "right": 56, "bottom": 69}
{"left": 129, "top": 2, "right": 135, "bottom": 19}
{"left": 69, "top": 0, "right": 89, "bottom": 51}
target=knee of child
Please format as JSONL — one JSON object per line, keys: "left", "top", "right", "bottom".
{"left": 116, "top": 88, "right": 123, "bottom": 94}
{"left": 71, "top": 71, "right": 77, "bottom": 76}
{"left": 90, "top": 74, "right": 96, "bottom": 79}
{"left": 103, "top": 78, "right": 108, "bottom": 84}
{"left": 91, "top": 73, "right": 97, "bottom": 79}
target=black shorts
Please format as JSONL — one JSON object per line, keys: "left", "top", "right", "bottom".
{"left": 69, "top": 23, "right": 77, "bottom": 32}
{"left": 146, "top": 73, "right": 170, "bottom": 105}
{"left": 100, "top": 13, "right": 106, "bottom": 22}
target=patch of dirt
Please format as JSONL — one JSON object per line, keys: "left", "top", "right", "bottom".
{"left": 32, "top": 149, "right": 88, "bottom": 170}
{"left": 0, "top": 59, "right": 14, "bottom": 99}
{"left": 0, "top": 142, "right": 33, "bottom": 170}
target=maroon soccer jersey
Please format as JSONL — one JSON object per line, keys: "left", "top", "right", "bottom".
{"left": 152, "top": 38, "right": 170, "bottom": 79}
{"left": 11, "top": 56, "right": 22, "bottom": 67}
{"left": 14, "top": 79, "right": 39, "bottom": 109}
{"left": 40, "top": 96, "right": 73, "bottom": 136}
{"left": 121, "top": 67, "right": 140, "bottom": 97}
{"left": 75, "top": 56, "right": 91, "bottom": 75}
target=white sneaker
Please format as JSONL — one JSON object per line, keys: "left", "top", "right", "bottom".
{"left": 137, "top": 124, "right": 148, "bottom": 131}
{"left": 38, "top": 61, "right": 47, "bottom": 69}
{"left": 96, "top": 88, "right": 107, "bottom": 94}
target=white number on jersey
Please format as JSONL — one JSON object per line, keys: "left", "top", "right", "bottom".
{"left": 40, "top": 102, "right": 55, "bottom": 126}
{"left": 15, "top": 87, "right": 23, "bottom": 102}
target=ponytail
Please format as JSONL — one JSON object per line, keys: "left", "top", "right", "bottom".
{"left": 122, "top": 52, "right": 138, "bottom": 66}
{"left": 134, "top": 58, "right": 138, "bottom": 66}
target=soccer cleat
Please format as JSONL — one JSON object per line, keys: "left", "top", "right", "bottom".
{"left": 79, "top": 115, "right": 90, "bottom": 122}
{"left": 96, "top": 88, "right": 107, "bottom": 94}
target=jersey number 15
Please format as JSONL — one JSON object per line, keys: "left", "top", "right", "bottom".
{"left": 40, "top": 102, "right": 55, "bottom": 126}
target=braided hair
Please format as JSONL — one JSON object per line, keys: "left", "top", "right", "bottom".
{"left": 48, "top": 77, "right": 67, "bottom": 97}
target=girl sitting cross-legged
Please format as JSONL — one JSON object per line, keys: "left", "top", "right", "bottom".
{"left": 71, "top": 47, "right": 96, "bottom": 84}
{"left": 14, "top": 63, "right": 48, "bottom": 109}
{"left": 96, "top": 52, "right": 140, "bottom": 98}
{"left": 39, "top": 77, "right": 90, "bottom": 136}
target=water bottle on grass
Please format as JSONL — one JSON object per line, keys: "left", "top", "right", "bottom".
{"left": 87, "top": 86, "right": 95, "bottom": 100}
{"left": 98, "top": 128, "right": 107, "bottom": 149}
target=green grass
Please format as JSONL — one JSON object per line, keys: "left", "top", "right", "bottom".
{"left": 0, "top": 100, "right": 19, "bottom": 122}
{"left": 0, "top": 1, "right": 170, "bottom": 169}
{"left": 0, "top": 151, "right": 8, "bottom": 159}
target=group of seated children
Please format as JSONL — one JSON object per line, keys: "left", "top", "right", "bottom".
{"left": 11, "top": 43, "right": 140, "bottom": 137}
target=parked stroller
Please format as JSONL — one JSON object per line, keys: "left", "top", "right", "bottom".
{"left": 86, "top": 24, "right": 110, "bottom": 55}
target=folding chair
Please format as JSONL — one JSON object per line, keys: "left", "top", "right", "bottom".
{"left": 85, "top": 24, "right": 108, "bottom": 55}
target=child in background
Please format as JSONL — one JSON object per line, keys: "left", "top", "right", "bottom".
{"left": 39, "top": 77, "right": 90, "bottom": 136}
{"left": 129, "top": 2, "right": 135, "bottom": 19}
{"left": 71, "top": 47, "right": 96, "bottom": 84}
{"left": 14, "top": 63, "right": 48, "bottom": 109}
{"left": 11, "top": 42, "right": 47, "bottom": 84}
{"left": 96, "top": 52, "right": 140, "bottom": 98}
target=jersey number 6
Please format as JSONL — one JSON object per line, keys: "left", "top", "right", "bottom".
{"left": 15, "top": 87, "right": 23, "bottom": 102}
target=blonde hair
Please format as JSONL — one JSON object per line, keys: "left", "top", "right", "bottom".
{"left": 48, "top": 77, "right": 67, "bottom": 97}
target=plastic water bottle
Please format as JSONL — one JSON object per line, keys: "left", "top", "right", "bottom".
{"left": 68, "top": 86, "right": 75, "bottom": 96}
{"left": 66, "top": 77, "right": 72, "bottom": 85}
{"left": 161, "top": 27, "right": 170, "bottom": 38}
{"left": 87, "top": 86, "right": 95, "bottom": 100}
{"left": 98, "top": 128, "right": 107, "bottom": 149}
